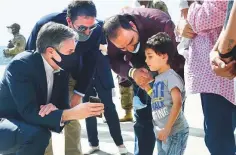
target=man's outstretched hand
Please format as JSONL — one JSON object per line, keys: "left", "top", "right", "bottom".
{"left": 62, "top": 102, "right": 104, "bottom": 121}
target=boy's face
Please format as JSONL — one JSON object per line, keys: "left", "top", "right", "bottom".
{"left": 145, "top": 48, "right": 167, "bottom": 71}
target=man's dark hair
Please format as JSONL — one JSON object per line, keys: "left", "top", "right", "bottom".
{"left": 146, "top": 32, "right": 175, "bottom": 65}
{"left": 103, "top": 15, "right": 134, "bottom": 40}
{"left": 67, "top": 0, "right": 97, "bottom": 22}
{"left": 36, "top": 22, "right": 77, "bottom": 53}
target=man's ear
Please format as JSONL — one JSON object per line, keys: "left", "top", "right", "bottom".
{"left": 129, "top": 21, "right": 137, "bottom": 30}
{"left": 47, "top": 47, "right": 61, "bottom": 62}
{"left": 163, "top": 53, "right": 169, "bottom": 60}
{"left": 45, "top": 47, "right": 54, "bottom": 55}
{"left": 66, "top": 17, "right": 73, "bottom": 27}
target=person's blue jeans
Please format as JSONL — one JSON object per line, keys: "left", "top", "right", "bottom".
{"left": 133, "top": 84, "right": 156, "bottom": 155}
{"left": 201, "top": 93, "right": 236, "bottom": 155}
{"left": 83, "top": 78, "right": 123, "bottom": 147}
{"left": 0, "top": 118, "right": 51, "bottom": 155}
{"left": 156, "top": 128, "right": 189, "bottom": 155}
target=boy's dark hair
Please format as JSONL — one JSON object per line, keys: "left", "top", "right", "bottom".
{"left": 67, "top": 0, "right": 97, "bottom": 22}
{"left": 146, "top": 32, "right": 175, "bottom": 65}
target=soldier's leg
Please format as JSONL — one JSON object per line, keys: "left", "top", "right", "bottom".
{"left": 64, "top": 121, "right": 82, "bottom": 155}
{"left": 64, "top": 76, "right": 82, "bottom": 155}
{"left": 119, "top": 85, "right": 133, "bottom": 122}
{"left": 44, "top": 138, "right": 53, "bottom": 155}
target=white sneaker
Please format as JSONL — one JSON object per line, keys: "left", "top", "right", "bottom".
{"left": 118, "top": 146, "right": 128, "bottom": 155}
{"left": 84, "top": 146, "right": 100, "bottom": 155}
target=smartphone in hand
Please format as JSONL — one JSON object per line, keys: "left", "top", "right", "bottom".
{"left": 89, "top": 96, "right": 103, "bottom": 118}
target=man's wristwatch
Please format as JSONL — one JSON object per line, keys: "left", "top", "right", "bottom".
{"left": 218, "top": 46, "right": 236, "bottom": 58}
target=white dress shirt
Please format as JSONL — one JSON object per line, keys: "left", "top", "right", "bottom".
{"left": 41, "top": 55, "right": 54, "bottom": 104}
{"left": 41, "top": 55, "right": 64, "bottom": 126}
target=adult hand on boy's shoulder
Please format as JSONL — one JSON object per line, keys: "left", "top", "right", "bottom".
{"left": 157, "top": 128, "right": 171, "bottom": 143}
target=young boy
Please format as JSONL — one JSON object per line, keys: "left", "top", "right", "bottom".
{"left": 144, "top": 32, "right": 189, "bottom": 155}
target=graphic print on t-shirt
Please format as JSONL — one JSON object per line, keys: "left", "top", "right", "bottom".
{"left": 152, "top": 81, "right": 169, "bottom": 119}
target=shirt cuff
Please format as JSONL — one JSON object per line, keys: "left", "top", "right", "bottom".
{"left": 60, "top": 116, "right": 64, "bottom": 127}
{"left": 73, "top": 90, "right": 85, "bottom": 97}
{"left": 128, "top": 68, "right": 136, "bottom": 79}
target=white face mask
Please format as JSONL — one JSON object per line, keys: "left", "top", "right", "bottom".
{"left": 7, "top": 28, "right": 12, "bottom": 34}
{"left": 131, "top": 42, "right": 140, "bottom": 54}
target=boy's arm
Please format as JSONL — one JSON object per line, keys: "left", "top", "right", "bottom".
{"left": 158, "top": 87, "right": 183, "bottom": 141}
{"left": 142, "top": 84, "right": 152, "bottom": 96}
{"left": 165, "top": 87, "right": 182, "bottom": 130}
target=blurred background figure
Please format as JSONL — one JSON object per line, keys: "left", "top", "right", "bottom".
{"left": 118, "top": 76, "right": 133, "bottom": 122}
{"left": 3, "top": 23, "right": 26, "bottom": 58}
{"left": 137, "top": 0, "right": 169, "bottom": 14}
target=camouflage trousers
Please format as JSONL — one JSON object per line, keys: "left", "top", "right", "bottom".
{"left": 44, "top": 75, "right": 82, "bottom": 155}
{"left": 119, "top": 85, "right": 133, "bottom": 111}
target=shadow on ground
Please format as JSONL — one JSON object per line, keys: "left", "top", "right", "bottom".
{"left": 88, "top": 150, "right": 134, "bottom": 155}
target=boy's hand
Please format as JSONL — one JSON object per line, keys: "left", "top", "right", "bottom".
{"left": 141, "top": 83, "right": 152, "bottom": 92}
{"left": 157, "top": 128, "right": 171, "bottom": 142}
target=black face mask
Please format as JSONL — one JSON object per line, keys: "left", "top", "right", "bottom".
{"left": 52, "top": 49, "right": 78, "bottom": 71}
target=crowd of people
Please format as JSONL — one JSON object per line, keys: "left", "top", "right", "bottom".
{"left": 0, "top": 0, "right": 236, "bottom": 155}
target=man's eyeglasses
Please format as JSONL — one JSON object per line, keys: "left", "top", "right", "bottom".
{"left": 73, "top": 24, "right": 97, "bottom": 33}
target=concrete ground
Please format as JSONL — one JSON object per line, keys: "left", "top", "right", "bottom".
{"left": 51, "top": 94, "right": 210, "bottom": 155}
{"left": 51, "top": 73, "right": 210, "bottom": 155}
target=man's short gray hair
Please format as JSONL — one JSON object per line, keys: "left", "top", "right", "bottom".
{"left": 36, "top": 22, "right": 77, "bottom": 53}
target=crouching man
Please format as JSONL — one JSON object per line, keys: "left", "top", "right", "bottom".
{"left": 0, "top": 22, "right": 104, "bottom": 155}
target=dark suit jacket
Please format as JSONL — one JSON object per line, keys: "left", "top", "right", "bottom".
{"left": 0, "top": 51, "right": 69, "bottom": 133}
{"left": 26, "top": 10, "right": 68, "bottom": 50}
{"left": 25, "top": 11, "right": 114, "bottom": 94}
{"left": 107, "top": 8, "right": 185, "bottom": 79}
{"left": 94, "top": 51, "right": 115, "bottom": 89}
{"left": 76, "top": 21, "right": 115, "bottom": 90}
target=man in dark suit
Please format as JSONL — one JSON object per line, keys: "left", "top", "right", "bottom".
{"left": 103, "top": 8, "right": 185, "bottom": 155}
{"left": 25, "top": 1, "right": 126, "bottom": 154}
{"left": 0, "top": 22, "right": 104, "bottom": 155}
